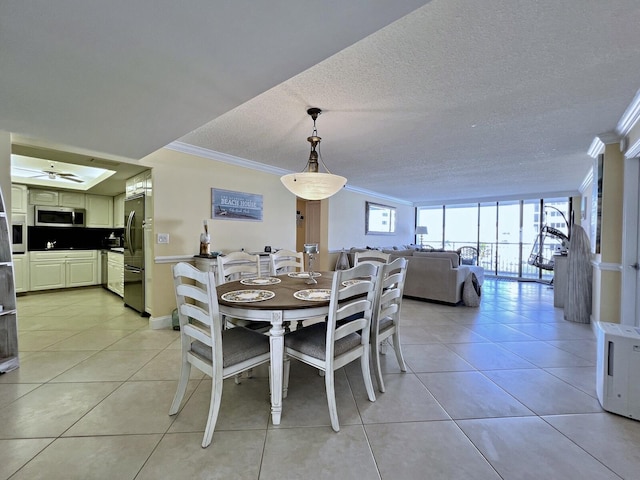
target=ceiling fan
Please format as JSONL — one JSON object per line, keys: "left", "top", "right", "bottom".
{"left": 14, "top": 163, "right": 84, "bottom": 183}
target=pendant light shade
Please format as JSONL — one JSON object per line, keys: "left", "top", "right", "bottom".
{"left": 281, "top": 108, "right": 347, "bottom": 200}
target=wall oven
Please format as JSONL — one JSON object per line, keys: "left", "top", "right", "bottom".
{"left": 34, "top": 206, "right": 86, "bottom": 227}
{"left": 11, "top": 214, "right": 27, "bottom": 253}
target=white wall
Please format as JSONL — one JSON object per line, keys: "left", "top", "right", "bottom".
{"left": 327, "top": 189, "right": 413, "bottom": 251}
{"left": 0, "top": 132, "right": 11, "bottom": 213}
{"left": 140, "top": 147, "right": 297, "bottom": 318}
{"left": 144, "top": 148, "right": 296, "bottom": 256}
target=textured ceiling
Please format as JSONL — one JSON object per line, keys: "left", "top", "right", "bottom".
{"left": 3, "top": 1, "right": 640, "bottom": 204}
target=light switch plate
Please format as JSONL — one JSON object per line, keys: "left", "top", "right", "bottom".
{"left": 157, "top": 233, "right": 170, "bottom": 244}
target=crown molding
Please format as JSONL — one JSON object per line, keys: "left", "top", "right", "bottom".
{"left": 617, "top": 88, "right": 640, "bottom": 136}
{"left": 625, "top": 137, "right": 640, "bottom": 159}
{"left": 341, "top": 184, "right": 413, "bottom": 206}
{"left": 598, "top": 132, "right": 620, "bottom": 144}
{"left": 167, "top": 141, "right": 412, "bottom": 205}
{"left": 579, "top": 167, "right": 593, "bottom": 193}
{"left": 587, "top": 137, "right": 605, "bottom": 158}
{"left": 166, "top": 141, "right": 290, "bottom": 176}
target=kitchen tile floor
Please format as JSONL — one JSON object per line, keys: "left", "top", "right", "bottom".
{"left": 2, "top": 280, "right": 640, "bottom": 479}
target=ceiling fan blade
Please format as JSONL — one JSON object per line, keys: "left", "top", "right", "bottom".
{"left": 13, "top": 166, "right": 45, "bottom": 174}
{"left": 55, "top": 173, "right": 84, "bottom": 183}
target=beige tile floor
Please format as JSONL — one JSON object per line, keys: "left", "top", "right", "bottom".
{"left": 2, "top": 280, "right": 640, "bottom": 479}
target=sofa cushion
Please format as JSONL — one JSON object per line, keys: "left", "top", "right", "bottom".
{"left": 385, "top": 249, "right": 414, "bottom": 256}
{"left": 413, "top": 251, "right": 460, "bottom": 267}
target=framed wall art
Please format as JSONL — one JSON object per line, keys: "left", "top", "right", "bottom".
{"left": 212, "top": 188, "right": 263, "bottom": 221}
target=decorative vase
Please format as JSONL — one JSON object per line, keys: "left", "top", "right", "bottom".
{"left": 335, "top": 249, "right": 350, "bottom": 270}
{"left": 199, "top": 233, "right": 210, "bottom": 256}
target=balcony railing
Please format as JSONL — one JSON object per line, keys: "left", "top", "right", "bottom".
{"left": 443, "top": 241, "right": 555, "bottom": 281}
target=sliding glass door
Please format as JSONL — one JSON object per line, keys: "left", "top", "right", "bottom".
{"left": 417, "top": 197, "right": 570, "bottom": 281}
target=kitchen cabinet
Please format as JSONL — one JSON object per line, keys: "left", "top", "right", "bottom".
{"left": 12, "top": 253, "right": 29, "bottom": 293}
{"left": 113, "top": 193, "right": 125, "bottom": 228}
{"left": 125, "top": 170, "right": 151, "bottom": 198}
{"left": 29, "top": 250, "right": 98, "bottom": 291}
{"left": 28, "top": 189, "right": 85, "bottom": 208}
{"left": 29, "top": 189, "right": 58, "bottom": 206}
{"left": 11, "top": 184, "right": 28, "bottom": 214}
{"left": 0, "top": 186, "right": 19, "bottom": 372}
{"left": 59, "top": 191, "right": 85, "bottom": 208}
{"left": 29, "top": 260, "right": 66, "bottom": 290}
{"left": 86, "top": 194, "right": 113, "bottom": 228}
{"left": 107, "top": 251, "right": 124, "bottom": 297}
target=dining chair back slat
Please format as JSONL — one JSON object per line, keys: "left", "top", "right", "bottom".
{"left": 354, "top": 250, "right": 390, "bottom": 266}
{"left": 270, "top": 250, "right": 304, "bottom": 275}
{"left": 217, "top": 251, "right": 261, "bottom": 284}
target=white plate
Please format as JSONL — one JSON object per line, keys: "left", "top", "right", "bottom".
{"left": 240, "top": 277, "right": 281, "bottom": 286}
{"left": 221, "top": 290, "right": 275, "bottom": 303}
{"left": 293, "top": 289, "right": 332, "bottom": 301}
{"left": 288, "top": 272, "right": 322, "bottom": 279}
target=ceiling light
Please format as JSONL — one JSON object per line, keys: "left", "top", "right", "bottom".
{"left": 281, "top": 108, "right": 347, "bottom": 200}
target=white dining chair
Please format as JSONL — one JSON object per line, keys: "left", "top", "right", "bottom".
{"left": 353, "top": 250, "right": 390, "bottom": 266}
{"left": 216, "top": 251, "right": 261, "bottom": 285}
{"left": 371, "top": 257, "right": 408, "bottom": 393}
{"left": 169, "top": 262, "right": 271, "bottom": 448}
{"left": 216, "top": 251, "right": 266, "bottom": 331}
{"left": 270, "top": 249, "right": 304, "bottom": 275}
{"left": 283, "top": 262, "right": 379, "bottom": 431}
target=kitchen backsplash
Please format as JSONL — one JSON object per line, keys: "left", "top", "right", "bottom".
{"left": 28, "top": 227, "right": 124, "bottom": 251}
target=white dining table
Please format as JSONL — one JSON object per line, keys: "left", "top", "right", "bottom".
{"left": 216, "top": 272, "right": 334, "bottom": 425}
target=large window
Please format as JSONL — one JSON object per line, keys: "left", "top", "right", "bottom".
{"left": 497, "top": 201, "right": 521, "bottom": 277}
{"left": 417, "top": 197, "right": 570, "bottom": 281}
{"left": 479, "top": 203, "right": 497, "bottom": 274}
{"left": 444, "top": 204, "right": 478, "bottom": 252}
{"left": 416, "top": 206, "right": 443, "bottom": 249}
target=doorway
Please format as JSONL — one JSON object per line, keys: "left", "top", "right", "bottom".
{"left": 295, "top": 199, "right": 321, "bottom": 269}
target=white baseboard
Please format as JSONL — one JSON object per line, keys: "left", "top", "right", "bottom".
{"left": 149, "top": 314, "right": 172, "bottom": 330}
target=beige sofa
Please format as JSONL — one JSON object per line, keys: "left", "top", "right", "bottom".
{"left": 388, "top": 251, "right": 470, "bottom": 304}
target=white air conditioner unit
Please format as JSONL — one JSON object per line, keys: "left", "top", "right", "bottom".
{"left": 596, "top": 321, "right": 640, "bottom": 420}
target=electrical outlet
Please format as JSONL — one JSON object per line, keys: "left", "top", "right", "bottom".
{"left": 157, "top": 233, "right": 170, "bottom": 244}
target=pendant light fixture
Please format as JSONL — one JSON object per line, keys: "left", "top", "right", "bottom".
{"left": 280, "top": 107, "right": 347, "bottom": 200}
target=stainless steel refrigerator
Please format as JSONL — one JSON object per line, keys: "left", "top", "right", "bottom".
{"left": 124, "top": 194, "right": 145, "bottom": 315}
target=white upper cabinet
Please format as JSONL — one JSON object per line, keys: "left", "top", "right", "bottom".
{"left": 113, "top": 193, "right": 126, "bottom": 228}
{"left": 58, "top": 191, "right": 85, "bottom": 208}
{"left": 86, "top": 194, "right": 113, "bottom": 228}
{"left": 125, "top": 170, "right": 151, "bottom": 198}
{"left": 29, "top": 189, "right": 58, "bottom": 206}
{"left": 11, "top": 184, "right": 28, "bottom": 214}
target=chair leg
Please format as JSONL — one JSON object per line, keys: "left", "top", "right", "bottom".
{"left": 372, "top": 339, "right": 386, "bottom": 393}
{"left": 324, "top": 369, "right": 340, "bottom": 432}
{"left": 283, "top": 356, "right": 290, "bottom": 399}
{"left": 169, "top": 361, "right": 191, "bottom": 415}
{"left": 361, "top": 346, "right": 377, "bottom": 402}
{"left": 392, "top": 332, "right": 407, "bottom": 372}
{"left": 202, "top": 376, "right": 223, "bottom": 448}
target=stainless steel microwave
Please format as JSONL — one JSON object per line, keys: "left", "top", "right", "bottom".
{"left": 34, "top": 206, "right": 86, "bottom": 227}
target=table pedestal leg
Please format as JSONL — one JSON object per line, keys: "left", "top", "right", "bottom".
{"left": 268, "top": 311, "right": 284, "bottom": 425}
